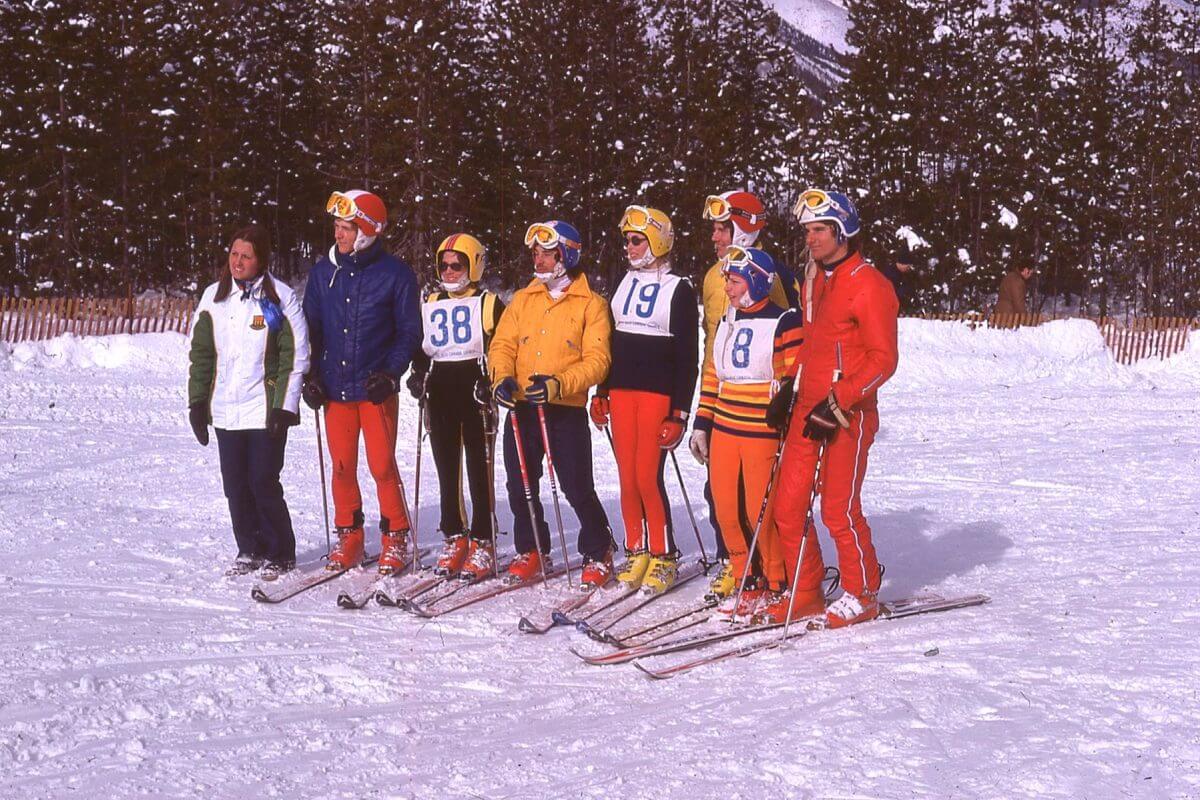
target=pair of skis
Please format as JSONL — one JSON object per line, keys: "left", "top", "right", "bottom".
{"left": 572, "top": 593, "right": 991, "bottom": 679}
{"left": 249, "top": 554, "right": 382, "bottom": 604}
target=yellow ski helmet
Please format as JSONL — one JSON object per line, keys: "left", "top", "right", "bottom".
{"left": 619, "top": 205, "right": 674, "bottom": 258}
{"left": 435, "top": 233, "right": 486, "bottom": 282}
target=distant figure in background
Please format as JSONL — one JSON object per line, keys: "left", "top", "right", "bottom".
{"left": 880, "top": 248, "right": 915, "bottom": 312}
{"left": 188, "top": 224, "right": 310, "bottom": 581}
{"left": 995, "top": 264, "right": 1034, "bottom": 316}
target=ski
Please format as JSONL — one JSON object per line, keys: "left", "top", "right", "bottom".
{"left": 376, "top": 571, "right": 450, "bottom": 607}
{"left": 250, "top": 555, "right": 380, "bottom": 604}
{"left": 406, "top": 559, "right": 579, "bottom": 618}
{"left": 632, "top": 594, "right": 992, "bottom": 679}
{"left": 572, "top": 560, "right": 707, "bottom": 638}
{"left": 520, "top": 582, "right": 607, "bottom": 634}
{"left": 551, "top": 583, "right": 639, "bottom": 628}
{"left": 336, "top": 547, "right": 432, "bottom": 609}
{"left": 590, "top": 598, "right": 716, "bottom": 647}
{"left": 571, "top": 616, "right": 762, "bottom": 666}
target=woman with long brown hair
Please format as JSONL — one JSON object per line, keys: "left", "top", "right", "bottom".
{"left": 187, "top": 224, "right": 310, "bottom": 580}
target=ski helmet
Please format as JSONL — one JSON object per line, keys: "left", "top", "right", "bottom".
{"left": 436, "top": 233, "right": 486, "bottom": 283}
{"left": 721, "top": 246, "right": 776, "bottom": 304}
{"left": 703, "top": 190, "right": 766, "bottom": 248}
{"left": 524, "top": 220, "right": 583, "bottom": 274}
{"left": 792, "top": 188, "right": 860, "bottom": 240}
{"left": 619, "top": 205, "right": 674, "bottom": 260}
{"left": 327, "top": 190, "right": 387, "bottom": 237}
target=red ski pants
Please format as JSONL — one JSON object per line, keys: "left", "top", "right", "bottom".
{"left": 774, "top": 407, "right": 881, "bottom": 598}
{"left": 324, "top": 396, "right": 409, "bottom": 532}
{"left": 610, "top": 389, "right": 674, "bottom": 554}
{"left": 709, "top": 430, "right": 786, "bottom": 588}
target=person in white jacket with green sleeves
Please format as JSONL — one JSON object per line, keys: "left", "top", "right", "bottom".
{"left": 188, "top": 224, "right": 310, "bottom": 580}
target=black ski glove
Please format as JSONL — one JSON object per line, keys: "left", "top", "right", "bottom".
{"left": 765, "top": 382, "right": 794, "bottom": 431}
{"left": 365, "top": 371, "right": 400, "bottom": 405}
{"left": 301, "top": 375, "right": 326, "bottom": 410}
{"left": 189, "top": 402, "right": 210, "bottom": 447}
{"left": 802, "top": 392, "right": 852, "bottom": 441}
{"left": 406, "top": 371, "right": 426, "bottom": 400}
{"left": 267, "top": 408, "right": 299, "bottom": 439}
{"left": 493, "top": 377, "right": 519, "bottom": 409}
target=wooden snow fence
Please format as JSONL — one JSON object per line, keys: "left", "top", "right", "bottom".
{"left": 919, "top": 311, "right": 1197, "bottom": 366}
{"left": 0, "top": 296, "right": 196, "bottom": 344}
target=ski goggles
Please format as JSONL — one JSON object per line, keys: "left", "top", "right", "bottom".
{"left": 792, "top": 188, "right": 846, "bottom": 221}
{"left": 326, "top": 192, "right": 384, "bottom": 230}
{"left": 524, "top": 223, "right": 580, "bottom": 251}
{"left": 719, "top": 246, "right": 769, "bottom": 279}
{"left": 619, "top": 205, "right": 666, "bottom": 234}
{"left": 702, "top": 195, "right": 761, "bottom": 225}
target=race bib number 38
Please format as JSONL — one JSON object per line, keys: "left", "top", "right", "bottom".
{"left": 422, "top": 295, "right": 484, "bottom": 361}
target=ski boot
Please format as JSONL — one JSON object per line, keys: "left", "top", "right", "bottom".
{"left": 819, "top": 592, "right": 880, "bottom": 630}
{"left": 225, "top": 554, "right": 263, "bottom": 577}
{"left": 434, "top": 534, "right": 470, "bottom": 576}
{"left": 259, "top": 559, "right": 296, "bottom": 582}
{"left": 703, "top": 560, "right": 736, "bottom": 603}
{"left": 459, "top": 539, "right": 497, "bottom": 582}
{"left": 326, "top": 526, "right": 364, "bottom": 571}
{"left": 580, "top": 554, "right": 614, "bottom": 590}
{"left": 615, "top": 549, "right": 651, "bottom": 590}
{"left": 505, "top": 551, "right": 550, "bottom": 585}
{"left": 752, "top": 588, "right": 826, "bottom": 625}
{"left": 717, "top": 581, "right": 765, "bottom": 623}
{"left": 640, "top": 554, "right": 679, "bottom": 596}
{"left": 377, "top": 529, "right": 411, "bottom": 576}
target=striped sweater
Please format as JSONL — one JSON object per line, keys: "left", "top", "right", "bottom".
{"left": 694, "top": 301, "right": 802, "bottom": 440}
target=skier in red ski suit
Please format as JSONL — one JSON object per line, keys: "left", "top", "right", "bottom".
{"left": 762, "top": 188, "right": 899, "bottom": 629}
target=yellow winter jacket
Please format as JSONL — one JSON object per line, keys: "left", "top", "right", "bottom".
{"left": 701, "top": 261, "right": 794, "bottom": 369}
{"left": 488, "top": 274, "right": 612, "bottom": 407}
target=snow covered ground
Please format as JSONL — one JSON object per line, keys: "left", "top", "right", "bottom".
{"left": 2, "top": 319, "right": 1198, "bottom": 799}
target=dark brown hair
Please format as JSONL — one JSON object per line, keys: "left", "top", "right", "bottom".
{"left": 215, "top": 224, "right": 280, "bottom": 304}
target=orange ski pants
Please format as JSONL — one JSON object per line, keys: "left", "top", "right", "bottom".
{"left": 774, "top": 408, "right": 881, "bottom": 598}
{"left": 324, "top": 396, "right": 410, "bottom": 532}
{"left": 708, "top": 429, "right": 786, "bottom": 588}
{"left": 610, "top": 389, "right": 674, "bottom": 554}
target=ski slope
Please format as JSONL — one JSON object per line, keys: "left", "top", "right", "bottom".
{"left": 1, "top": 319, "right": 1198, "bottom": 799}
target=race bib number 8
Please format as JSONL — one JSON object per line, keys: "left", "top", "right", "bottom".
{"left": 422, "top": 295, "right": 484, "bottom": 361}
{"left": 715, "top": 318, "right": 777, "bottom": 383}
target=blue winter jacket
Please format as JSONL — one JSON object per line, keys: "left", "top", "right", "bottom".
{"left": 302, "top": 241, "right": 422, "bottom": 403}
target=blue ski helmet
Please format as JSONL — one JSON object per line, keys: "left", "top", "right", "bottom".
{"left": 721, "top": 246, "right": 777, "bottom": 303}
{"left": 793, "top": 188, "right": 861, "bottom": 241}
{"left": 524, "top": 219, "right": 583, "bottom": 273}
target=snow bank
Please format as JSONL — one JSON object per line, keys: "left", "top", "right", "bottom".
{"left": 893, "top": 318, "right": 1134, "bottom": 392}
{"left": 1130, "top": 328, "right": 1200, "bottom": 389}
{"left": 2, "top": 332, "right": 187, "bottom": 375}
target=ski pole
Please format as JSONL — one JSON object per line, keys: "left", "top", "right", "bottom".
{"left": 731, "top": 369, "right": 803, "bottom": 618}
{"left": 669, "top": 450, "right": 710, "bottom": 569}
{"left": 509, "top": 408, "right": 550, "bottom": 585}
{"left": 782, "top": 442, "right": 826, "bottom": 640}
{"left": 481, "top": 399, "right": 501, "bottom": 579}
{"left": 409, "top": 375, "right": 427, "bottom": 570}
{"left": 314, "top": 408, "right": 332, "bottom": 558}
{"left": 535, "top": 403, "right": 574, "bottom": 589}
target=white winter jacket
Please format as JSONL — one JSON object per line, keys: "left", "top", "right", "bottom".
{"left": 187, "top": 274, "right": 310, "bottom": 430}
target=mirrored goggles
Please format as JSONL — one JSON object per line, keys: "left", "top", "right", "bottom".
{"left": 326, "top": 192, "right": 383, "bottom": 230}
{"left": 619, "top": 205, "right": 665, "bottom": 233}
{"left": 524, "top": 223, "right": 579, "bottom": 251}
{"left": 703, "top": 195, "right": 760, "bottom": 225}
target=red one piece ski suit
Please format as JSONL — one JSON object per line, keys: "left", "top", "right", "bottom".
{"left": 774, "top": 251, "right": 899, "bottom": 599}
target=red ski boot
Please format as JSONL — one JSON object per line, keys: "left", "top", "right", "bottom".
{"left": 434, "top": 534, "right": 470, "bottom": 576}
{"left": 752, "top": 588, "right": 827, "bottom": 625}
{"left": 820, "top": 592, "right": 880, "bottom": 629}
{"left": 377, "top": 529, "right": 411, "bottom": 576}
{"left": 459, "top": 539, "right": 497, "bottom": 582}
{"left": 505, "top": 551, "right": 549, "bottom": 585}
{"left": 326, "top": 526, "right": 364, "bottom": 571}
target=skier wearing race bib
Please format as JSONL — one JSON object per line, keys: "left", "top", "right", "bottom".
{"left": 693, "top": 190, "right": 799, "bottom": 601}
{"left": 301, "top": 189, "right": 422, "bottom": 576}
{"left": 589, "top": 206, "right": 699, "bottom": 594}
{"left": 406, "top": 234, "right": 506, "bottom": 581}
{"left": 693, "top": 246, "right": 802, "bottom": 620}
{"left": 760, "top": 188, "right": 899, "bottom": 629}
{"left": 488, "top": 220, "right": 615, "bottom": 586}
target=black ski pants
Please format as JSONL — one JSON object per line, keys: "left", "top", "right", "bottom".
{"left": 214, "top": 427, "right": 295, "bottom": 563}
{"left": 427, "top": 381, "right": 494, "bottom": 541}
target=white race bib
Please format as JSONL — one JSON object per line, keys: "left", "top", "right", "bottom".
{"left": 714, "top": 316, "right": 778, "bottom": 384}
{"left": 611, "top": 271, "right": 681, "bottom": 338}
{"left": 422, "top": 295, "right": 484, "bottom": 362}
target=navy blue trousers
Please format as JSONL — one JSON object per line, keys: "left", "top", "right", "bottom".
{"left": 214, "top": 427, "right": 296, "bottom": 562}
{"left": 502, "top": 403, "right": 613, "bottom": 561}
